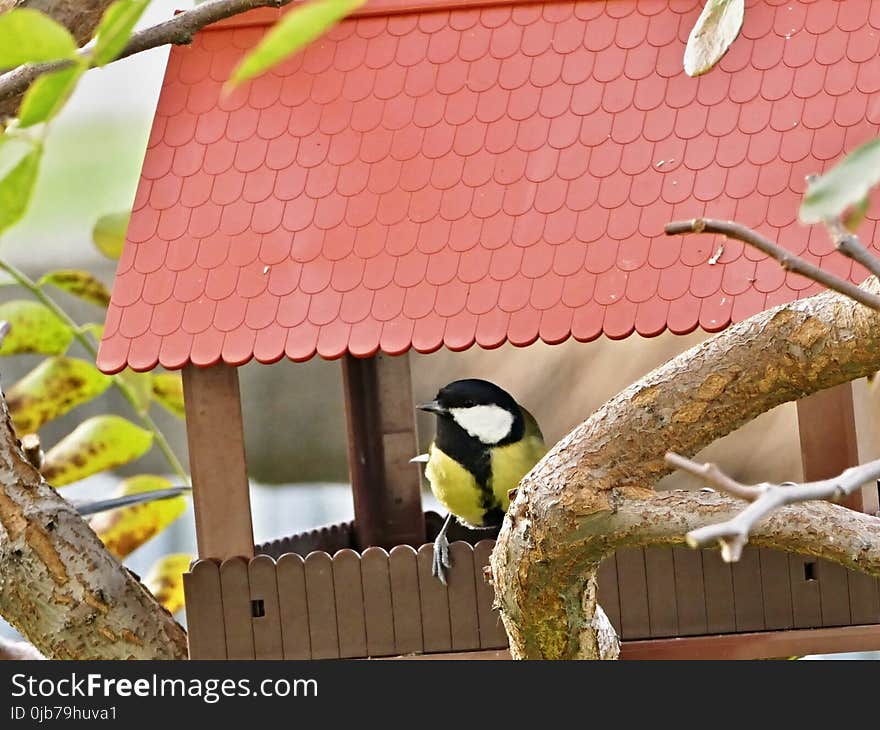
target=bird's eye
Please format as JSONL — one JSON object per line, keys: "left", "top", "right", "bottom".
{"left": 463, "top": 399, "right": 475, "bottom": 407}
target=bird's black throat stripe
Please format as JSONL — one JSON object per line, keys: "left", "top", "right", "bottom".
{"left": 435, "top": 417, "right": 501, "bottom": 526}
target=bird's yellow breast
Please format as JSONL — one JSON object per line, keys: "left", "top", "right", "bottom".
{"left": 425, "top": 448, "right": 485, "bottom": 527}
{"left": 425, "top": 435, "right": 547, "bottom": 528}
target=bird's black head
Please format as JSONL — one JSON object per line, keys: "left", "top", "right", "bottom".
{"left": 418, "top": 379, "right": 524, "bottom": 447}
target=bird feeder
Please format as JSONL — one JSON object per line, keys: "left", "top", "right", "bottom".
{"left": 98, "top": 0, "right": 880, "bottom": 659}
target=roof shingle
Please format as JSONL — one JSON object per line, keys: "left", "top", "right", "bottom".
{"left": 97, "top": 0, "right": 880, "bottom": 373}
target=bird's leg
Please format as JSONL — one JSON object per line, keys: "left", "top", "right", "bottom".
{"left": 432, "top": 513, "right": 454, "bottom": 585}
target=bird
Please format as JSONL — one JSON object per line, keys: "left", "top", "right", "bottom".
{"left": 414, "top": 379, "right": 547, "bottom": 584}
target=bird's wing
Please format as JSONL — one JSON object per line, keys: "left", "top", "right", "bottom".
{"left": 520, "top": 406, "right": 545, "bottom": 444}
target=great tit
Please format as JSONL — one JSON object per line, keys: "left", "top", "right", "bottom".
{"left": 416, "top": 379, "right": 547, "bottom": 584}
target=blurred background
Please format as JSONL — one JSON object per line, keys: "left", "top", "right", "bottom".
{"left": 1, "top": 0, "right": 878, "bottom": 657}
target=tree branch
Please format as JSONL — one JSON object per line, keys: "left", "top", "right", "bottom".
{"left": 666, "top": 452, "right": 880, "bottom": 561}
{"left": 0, "top": 380, "right": 188, "bottom": 658}
{"left": 824, "top": 218, "right": 880, "bottom": 281}
{"left": 0, "top": 0, "right": 290, "bottom": 114}
{"left": 664, "top": 218, "right": 880, "bottom": 311}
{"left": 491, "top": 277, "right": 880, "bottom": 659}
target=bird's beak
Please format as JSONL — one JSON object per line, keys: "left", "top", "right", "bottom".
{"left": 417, "top": 399, "right": 446, "bottom": 415}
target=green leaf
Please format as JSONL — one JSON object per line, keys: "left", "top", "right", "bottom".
{"left": 92, "top": 211, "right": 129, "bottom": 259}
{"left": 92, "top": 0, "right": 151, "bottom": 66}
{"left": 117, "top": 368, "right": 153, "bottom": 414}
{"left": 89, "top": 475, "right": 186, "bottom": 559}
{"left": 0, "top": 9, "right": 78, "bottom": 67}
{"left": 151, "top": 372, "right": 184, "bottom": 418}
{"left": 144, "top": 553, "right": 192, "bottom": 613}
{"left": 42, "top": 415, "right": 153, "bottom": 486}
{"left": 228, "top": 0, "right": 364, "bottom": 88}
{"left": 6, "top": 357, "right": 111, "bottom": 434}
{"left": 683, "top": 0, "right": 744, "bottom": 77}
{"left": 0, "top": 300, "right": 74, "bottom": 355}
{"left": 39, "top": 269, "right": 112, "bottom": 307}
{"left": 800, "top": 138, "right": 880, "bottom": 225}
{"left": 17, "top": 62, "right": 87, "bottom": 128}
{"left": 0, "top": 142, "right": 42, "bottom": 235}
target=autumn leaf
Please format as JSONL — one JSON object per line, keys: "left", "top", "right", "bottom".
{"left": 7, "top": 357, "right": 111, "bottom": 434}
{"left": 90, "top": 476, "right": 187, "bottom": 559}
{"left": 42, "top": 415, "right": 153, "bottom": 486}
{"left": 39, "top": 269, "right": 112, "bottom": 307}
{"left": 151, "top": 373, "right": 185, "bottom": 418}
{"left": 0, "top": 300, "right": 73, "bottom": 355}
{"left": 144, "top": 553, "right": 192, "bottom": 614}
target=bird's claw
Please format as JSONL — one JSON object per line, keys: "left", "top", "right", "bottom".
{"left": 432, "top": 532, "right": 452, "bottom": 585}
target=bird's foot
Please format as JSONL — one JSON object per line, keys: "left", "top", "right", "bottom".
{"left": 432, "top": 532, "right": 452, "bottom": 585}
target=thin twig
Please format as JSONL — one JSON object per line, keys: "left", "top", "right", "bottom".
{"left": 665, "top": 451, "right": 880, "bottom": 561}
{"left": 665, "top": 218, "right": 880, "bottom": 311}
{"left": 0, "top": 258, "right": 189, "bottom": 482}
{"left": 824, "top": 218, "right": 880, "bottom": 280}
{"left": 0, "top": 0, "right": 290, "bottom": 108}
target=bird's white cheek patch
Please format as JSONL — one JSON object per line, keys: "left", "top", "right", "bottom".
{"left": 450, "top": 405, "right": 514, "bottom": 444}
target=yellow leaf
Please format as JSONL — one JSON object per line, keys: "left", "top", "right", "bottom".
{"left": 144, "top": 553, "right": 192, "bottom": 614}
{"left": 151, "top": 372, "right": 184, "bottom": 418}
{"left": 42, "top": 415, "right": 153, "bottom": 486}
{"left": 39, "top": 269, "right": 112, "bottom": 307}
{"left": 6, "top": 357, "right": 111, "bottom": 434}
{"left": 90, "top": 476, "right": 186, "bottom": 558}
{"left": 0, "top": 299, "right": 73, "bottom": 355}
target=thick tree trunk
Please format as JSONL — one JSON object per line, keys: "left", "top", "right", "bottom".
{"left": 0, "top": 390, "right": 188, "bottom": 659}
{"left": 491, "top": 279, "right": 880, "bottom": 659}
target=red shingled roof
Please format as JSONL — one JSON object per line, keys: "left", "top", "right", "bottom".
{"left": 97, "top": 0, "right": 880, "bottom": 374}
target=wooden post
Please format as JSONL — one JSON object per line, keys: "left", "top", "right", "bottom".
{"left": 341, "top": 352, "right": 425, "bottom": 550}
{"left": 182, "top": 363, "right": 255, "bottom": 560}
{"left": 796, "top": 381, "right": 878, "bottom": 514}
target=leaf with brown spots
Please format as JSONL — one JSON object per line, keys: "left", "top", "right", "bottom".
{"left": 7, "top": 357, "right": 111, "bottom": 434}
{"left": 39, "top": 270, "right": 112, "bottom": 308}
{"left": 151, "top": 373, "right": 184, "bottom": 418}
{"left": 0, "top": 300, "right": 73, "bottom": 355}
{"left": 42, "top": 416, "right": 153, "bottom": 487}
{"left": 90, "top": 476, "right": 187, "bottom": 559}
{"left": 144, "top": 553, "right": 192, "bottom": 614}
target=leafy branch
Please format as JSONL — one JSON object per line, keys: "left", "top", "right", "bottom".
{"left": 0, "top": 257, "right": 188, "bottom": 481}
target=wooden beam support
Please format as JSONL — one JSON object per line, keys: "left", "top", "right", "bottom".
{"left": 797, "top": 381, "right": 878, "bottom": 514}
{"left": 182, "top": 363, "right": 254, "bottom": 560}
{"left": 341, "top": 352, "right": 425, "bottom": 550}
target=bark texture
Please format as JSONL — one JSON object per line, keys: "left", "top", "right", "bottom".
{"left": 491, "top": 279, "right": 880, "bottom": 659}
{"left": 0, "top": 390, "right": 188, "bottom": 659}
